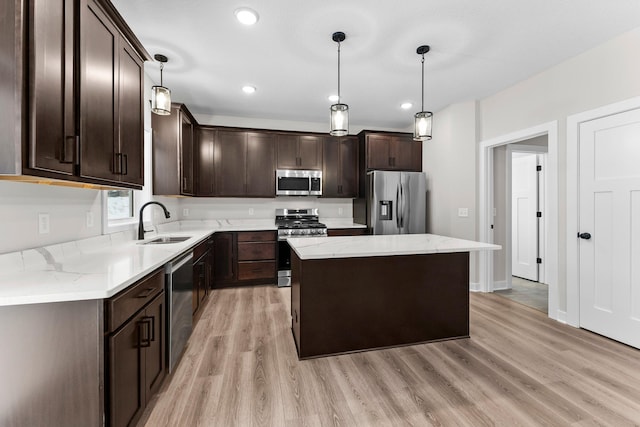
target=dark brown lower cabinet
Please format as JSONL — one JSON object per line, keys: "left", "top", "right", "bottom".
{"left": 193, "top": 236, "right": 213, "bottom": 319}
{"left": 213, "top": 230, "right": 277, "bottom": 287}
{"left": 105, "top": 269, "right": 166, "bottom": 427}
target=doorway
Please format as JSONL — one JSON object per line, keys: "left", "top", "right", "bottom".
{"left": 492, "top": 139, "right": 549, "bottom": 313}
{"left": 478, "top": 121, "right": 558, "bottom": 320}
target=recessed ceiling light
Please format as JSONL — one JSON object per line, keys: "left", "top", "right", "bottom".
{"left": 328, "top": 95, "right": 339, "bottom": 102}
{"left": 401, "top": 102, "right": 413, "bottom": 110}
{"left": 242, "top": 85, "right": 256, "bottom": 94}
{"left": 234, "top": 7, "right": 259, "bottom": 25}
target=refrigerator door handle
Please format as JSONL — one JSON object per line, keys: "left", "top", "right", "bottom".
{"left": 400, "top": 183, "right": 405, "bottom": 229}
{"left": 395, "top": 183, "right": 401, "bottom": 229}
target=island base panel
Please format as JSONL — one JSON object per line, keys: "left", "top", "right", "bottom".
{"left": 291, "top": 252, "right": 469, "bottom": 359}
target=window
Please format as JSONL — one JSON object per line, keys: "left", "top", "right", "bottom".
{"left": 107, "top": 190, "right": 134, "bottom": 220}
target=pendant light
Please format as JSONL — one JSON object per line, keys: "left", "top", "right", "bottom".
{"left": 413, "top": 45, "right": 433, "bottom": 141}
{"left": 330, "top": 32, "right": 348, "bottom": 136}
{"left": 151, "top": 54, "right": 171, "bottom": 116}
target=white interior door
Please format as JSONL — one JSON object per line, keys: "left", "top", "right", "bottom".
{"left": 579, "top": 108, "right": 640, "bottom": 349}
{"left": 511, "top": 153, "right": 538, "bottom": 281}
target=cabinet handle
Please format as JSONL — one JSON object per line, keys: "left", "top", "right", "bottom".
{"left": 136, "top": 287, "right": 156, "bottom": 299}
{"left": 138, "top": 318, "right": 152, "bottom": 348}
{"left": 389, "top": 157, "right": 392, "bottom": 167}
{"left": 61, "top": 136, "right": 76, "bottom": 164}
{"left": 183, "top": 177, "right": 187, "bottom": 191}
{"left": 122, "top": 154, "right": 128, "bottom": 175}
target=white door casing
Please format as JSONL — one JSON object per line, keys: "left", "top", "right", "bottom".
{"left": 512, "top": 153, "right": 539, "bottom": 281}
{"left": 479, "top": 121, "right": 558, "bottom": 319}
{"left": 578, "top": 108, "right": 640, "bottom": 349}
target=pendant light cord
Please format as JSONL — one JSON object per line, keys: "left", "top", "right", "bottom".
{"left": 160, "top": 62, "right": 164, "bottom": 87}
{"left": 337, "top": 41, "right": 341, "bottom": 103}
{"left": 421, "top": 53, "right": 425, "bottom": 112}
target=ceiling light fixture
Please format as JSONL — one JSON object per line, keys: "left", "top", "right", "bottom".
{"left": 235, "top": 7, "right": 259, "bottom": 25}
{"left": 401, "top": 102, "right": 413, "bottom": 110}
{"left": 151, "top": 54, "right": 171, "bottom": 116}
{"left": 330, "top": 31, "right": 348, "bottom": 137}
{"left": 413, "top": 45, "right": 433, "bottom": 141}
{"left": 242, "top": 85, "right": 256, "bottom": 94}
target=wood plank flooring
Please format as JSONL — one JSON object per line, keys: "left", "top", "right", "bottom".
{"left": 139, "top": 286, "right": 640, "bottom": 426}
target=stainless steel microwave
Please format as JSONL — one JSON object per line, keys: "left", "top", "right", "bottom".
{"left": 276, "top": 169, "right": 322, "bottom": 196}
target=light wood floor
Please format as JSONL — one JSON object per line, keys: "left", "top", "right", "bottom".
{"left": 140, "top": 286, "right": 640, "bottom": 426}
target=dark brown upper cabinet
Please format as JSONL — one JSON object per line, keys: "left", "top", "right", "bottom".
{"left": 80, "top": 0, "right": 145, "bottom": 188}
{"left": 196, "top": 128, "right": 215, "bottom": 197}
{"left": 360, "top": 131, "right": 422, "bottom": 172}
{"left": 276, "top": 134, "right": 323, "bottom": 170}
{"left": 215, "top": 129, "right": 275, "bottom": 197}
{"left": 0, "top": 0, "right": 149, "bottom": 189}
{"left": 152, "top": 103, "right": 196, "bottom": 196}
{"left": 322, "top": 136, "right": 359, "bottom": 198}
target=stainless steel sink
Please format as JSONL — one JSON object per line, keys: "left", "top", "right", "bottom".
{"left": 141, "top": 236, "right": 191, "bottom": 245}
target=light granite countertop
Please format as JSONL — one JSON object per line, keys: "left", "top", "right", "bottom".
{"left": 287, "top": 233, "right": 501, "bottom": 260}
{"left": 0, "top": 218, "right": 367, "bottom": 307}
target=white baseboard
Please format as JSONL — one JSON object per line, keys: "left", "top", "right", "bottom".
{"left": 469, "top": 282, "right": 482, "bottom": 292}
{"left": 492, "top": 280, "right": 509, "bottom": 291}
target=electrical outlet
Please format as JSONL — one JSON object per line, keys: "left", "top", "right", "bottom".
{"left": 338, "top": 207, "right": 343, "bottom": 216}
{"left": 38, "top": 213, "right": 50, "bottom": 234}
{"left": 183, "top": 208, "right": 190, "bottom": 217}
{"left": 458, "top": 208, "right": 469, "bottom": 218}
{"left": 86, "top": 212, "right": 94, "bottom": 227}
{"left": 248, "top": 208, "right": 254, "bottom": 216}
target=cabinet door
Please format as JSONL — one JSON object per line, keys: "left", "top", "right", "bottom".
{"left": 180, "top": 113, "right": 194, "bottom": 195}
{"left": 143, "top": 292, "right": 166, "bottom": 403}
{"left": 80, "top": 0, "right": 118, "bottom": 183}
{"left": 108, "top": 310, "right": 145, "bottom": 427}
{"left": 410, "top": 140, "right": 423, "bottom": 172}
{"left": 276, "top": 134, "right": 299, "bottom": 169}
{"left": 298, "top": 135, "right": 323, "bottom": 170}
{"left": 213, "top": 232, "right": 235, "bottom": 283}
{"left": 28, "top": 0, "right": 75, "bottom": 175}
{"left": 366, "top": 134, "right": 391, "bottom": 170}
{"left": 339, "top": 136, "right": 359, "bottom": 197}
{"left": 246, "top": 132, "right": 275, "bottom": 197}
{"left": 215, "top": 131, "right": 246, "bottom": 196}
{"left": 390, "top": 135, "right": 414, "bottom": 171}
{"left": 196, "top": 128, "right": 215, "bottom": 196}
{"left": 117, "top": 43, "right": 144, "bottom": 186}
{"left": 193, "top": 254, "right": 206, "bottom": 315}
{"left": 322, "top": 137, "right": 340, "bottom": 197}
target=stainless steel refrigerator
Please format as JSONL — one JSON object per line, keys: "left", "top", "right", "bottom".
{"left": 368, "top": 170, "right": 427, "bottom": 235}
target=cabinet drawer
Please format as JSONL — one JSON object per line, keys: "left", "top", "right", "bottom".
{"left": 237, "top": 242, "right": 276, "bottom": 261}
{"left": 105, "top": 268, "right": 164, "bottom": 333}
{"left": 237, "top": 231, "right": 276, "bottom": 242}
{"left": 237, "top": 261, "right": 276, "bottom": 281}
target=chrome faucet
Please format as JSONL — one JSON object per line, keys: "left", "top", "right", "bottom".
{"left": 138, "top": 201, "right": 171, "bottom": 240}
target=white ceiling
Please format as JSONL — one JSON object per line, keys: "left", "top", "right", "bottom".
{"left": 112, "top": 0, "right": 640, "bottom": 130}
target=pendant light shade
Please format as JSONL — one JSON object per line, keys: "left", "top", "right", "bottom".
{"left": 330, "top": 32, "right": 348, "bottom": 136}
{"left": 413, "top": 45, "right": 432, "bottom": 141}
{"left": 151, "top": 54, "right": 171, "bottom": 116}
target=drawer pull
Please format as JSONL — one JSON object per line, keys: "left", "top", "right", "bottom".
{"left": 138, "top": 317, "right": 153, "bottom": 348}
{"left": 136, "top": 287, "right": 157, "bottom": 299}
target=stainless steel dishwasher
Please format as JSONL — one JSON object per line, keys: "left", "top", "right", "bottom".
{"left": 165, "top": 251, "right": 193, "bottom": 373}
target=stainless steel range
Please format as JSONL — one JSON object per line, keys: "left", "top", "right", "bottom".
{"left": 276, "top": 208, "right": 327, "bottom": 287}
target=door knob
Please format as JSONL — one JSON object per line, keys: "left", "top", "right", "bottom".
{"left": 578, "top": 232, "right": 592, "bottom": 240}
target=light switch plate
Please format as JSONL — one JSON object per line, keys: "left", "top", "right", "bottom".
{"left": 183, "top": 208, "right": 190, "bottom": 217}
{"left": 458, "top": 208, "right": 469, "bottom": 218}
{"left": 86, "top": 212, "right": 94, "bottom": 227}
{"left": 38, "top": 213, "right": 50, "bottom": 234}
{"left": 248, "top": 208, "right": 254, "bottom": 215}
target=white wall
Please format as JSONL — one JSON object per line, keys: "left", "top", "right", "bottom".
{"left": 422, "top": 100, "right": 478, "bottom": 282}
{"left": 479, "top": 27, "right": 640, "bottom": 310}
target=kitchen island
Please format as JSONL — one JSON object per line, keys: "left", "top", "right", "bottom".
{"left": 287, "top": 234, "right": 500, "bottom": 359}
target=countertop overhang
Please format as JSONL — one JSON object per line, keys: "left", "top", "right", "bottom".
{"left": 287, "top": 233, "right": 501, "bottom": 260}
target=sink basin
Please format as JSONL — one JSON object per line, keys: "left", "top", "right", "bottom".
{"left": 142, "top": 236, "right": 191, "bottom": 245}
